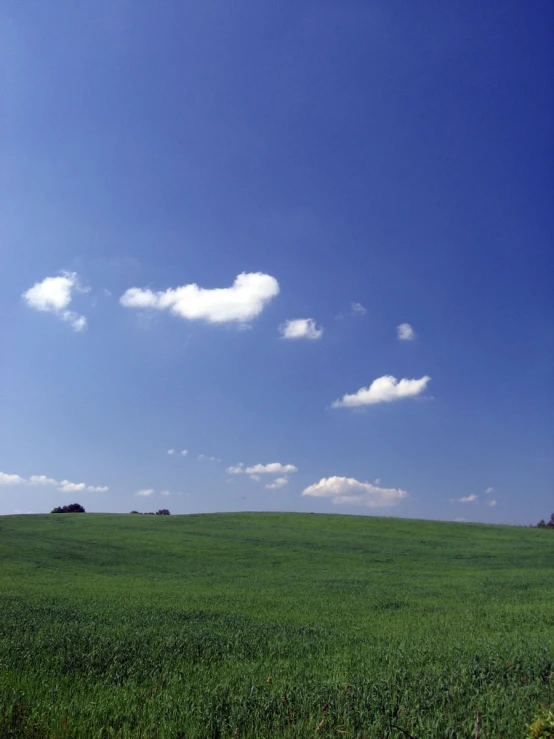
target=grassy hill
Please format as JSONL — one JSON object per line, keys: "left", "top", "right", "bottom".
{"left": 0, "top": 512, "right": 552, "bottom": 737}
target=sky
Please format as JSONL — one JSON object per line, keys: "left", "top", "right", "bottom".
{"left": 1, "top": 1, "right": 553, "bottom": 524}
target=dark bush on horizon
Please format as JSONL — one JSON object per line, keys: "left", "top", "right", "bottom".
{"left": 51, "top": 503, "right": 86, "bottom": 514}
{"left": 130, "top": 509, "right": 171, "bottom": 516}
{"left": 537, "top": 513, "right": 554, "bottom": 529}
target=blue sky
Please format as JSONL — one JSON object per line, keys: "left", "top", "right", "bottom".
{"left": 2, "top": 1, "right": 552, "bottom": 523}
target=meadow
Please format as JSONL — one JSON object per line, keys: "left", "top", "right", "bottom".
{"left": 0, "top": 512, "right": 552, "bottom": 738}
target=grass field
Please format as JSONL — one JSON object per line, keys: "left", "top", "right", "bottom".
{"left": 0, "top": 512, "right": 552, "bottom": 738}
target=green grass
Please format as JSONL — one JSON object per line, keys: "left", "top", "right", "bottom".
{"left": 0, "top": 512, "right": 552, "bottom": 738}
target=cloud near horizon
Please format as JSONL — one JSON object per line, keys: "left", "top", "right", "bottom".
{"left": 279, "top": 318, "right": 323, "bottom": 340}
{"left": 332, "top": 374, "right": 430, "bottom": 408}
{"left": 0, "top": 472, "right": 107, "bottom": 492}
{"left": 120, "top": 272, "right": 279, "bottom": 325}
{"left": 226, "top": 462, "right": 298, "bottom": 475}
{"left": 266, "top": 477, "right": 289, "bottom": 489}
{"left": 302, "top": 476, "right": 407, "bottom": 508}
{"left": 22, "top": 271, "right": 88, "bottom": 332}
{"left": 451, "top": 494, "right": 478, "bottom": 503}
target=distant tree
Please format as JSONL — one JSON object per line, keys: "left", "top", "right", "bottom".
{"left": 51, "top": 503, "right": 85, "bottom": 513}
{"left": 130, "top": 510, "right": 140, "bottom": 514}
{"left": 536, "top": 514, "right": 554, "bottom": 529}
{"left": 156, "top": 509, "right": 171, "bottom": 516}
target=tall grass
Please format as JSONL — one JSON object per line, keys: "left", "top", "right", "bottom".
{"left": 0, "top": 512, "right": 552, "bottom": 737}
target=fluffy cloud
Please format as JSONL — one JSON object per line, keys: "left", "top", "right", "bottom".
{"left": 279, "top": 318, "right": 323, "bottom": 340}
{"left": 350, "top": 302, "right": 367, "bottom": 316}
{"left": 302, "top": 476, "right": 407, "bottom": 508}
{"left": 485, "top": 487, "right": 495, "bottom": 494}
{"left": 332, "top": 374, "right": 430, "bottom": 408}
{"left": 0, "top": 471, "right": 106, "bottom": 492}
{"left": 167, "top": 449, "right": 175, "bottom": 456}
{"left": 28, "top": 475, "right": 58, "bottom": 485}
{"left": 180, "top": 450, "right": 188, "bottom": 456}
{"left": 487, "top": 499, "right": 497, "bottom": 507}
{"left": 160, "top": 490, "right": 171, "bottom": 497}
{"left": 198, "top": 454, "right": 221, "bottom": 463}
{"left": 120, "top": 272, "right": 279, "bottom": 324}
{"left": 58, "top": 480, "right": 108, "bottom": 493}
{"left": 0, "top": 472, "right": 26, "bottom": 486}
{"left": 58, "top": 480, "right": 86, "bottom": 493}
{"left": 22, "top": 271, "right": 88, "bottom": 332}
{"left": 266, "top": 476, "right": 289, "bottom": 489}
{"left": 451, "top": 494, "right": 478, "bottom": 503}
{"left": 227, "top": 462, "right": 298, "bottom": 475}
{"left": 135, "top": 489, "right": 155, "bottom": 497}
{"left": 397, "top": 323, "right": 415, "bottom": 341}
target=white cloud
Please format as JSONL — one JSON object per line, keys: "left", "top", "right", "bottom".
{"left": 58, "top": 480, "right": 86, "bottom": 493}
{"left": 332, "top": 374, "right": 430, "bottom": 408}
{"left": 28, "top": 475, "right": 58, "bottom": 486}
{"left": 302, "top": 476, "right": 407, "bottom": 508}
{"left": 397, "top": 323, "right": 415, "bottom": 341}
{"left": 249, "top": 474, "right": 261, "bottom": 482}
{"left": 0, "top": 472, "right": 26, "bottom": 486}
{"left": 279, "top": 318, "right": 323, "bottom": 340}
{"left": 485, "top": 487, "right": 495, "bottom": 494}
{"left": 226, "top": 462, "right": 298, "bottom": 475}
{"left": 23, "top": 271, "right": 88, "bottom": 331}
{"left": 167, "top": 449, "right": 175, "bottom": 456}
{"left": 1, "top": 471, "right": 106, "bottom": 492}
{"left": 266, "top": 476, "right": 288, "bottom": 489}
{"left": 135, "top": 489, "right": 155, "bottom": 497}
{"left": 180, "top": 449, "right": 188, "bottom": 456}
{"left": 198, "top": 454, "right": 221, "bottom": 463}
{"left": 487, "top": 499, "right": 497, "bottom": 507}
{"left": 120, "top": 272, "right": 279, "bottom": 324}
{"left": 451, "top": 494, "right": 478, "bottom": 503}
{"left": 160, "top": 490, "right": 171, "bottom": 497}
{"left": 350, "top": 302, "right": 367, "bottom": 316}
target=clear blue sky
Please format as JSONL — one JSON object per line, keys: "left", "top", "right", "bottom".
{"left": 2, "top": 1, "right": 552, "bottom": 523}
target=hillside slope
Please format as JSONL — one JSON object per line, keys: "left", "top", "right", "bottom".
{"left": 0, "top": 513, "right": 552, "bottom": 737}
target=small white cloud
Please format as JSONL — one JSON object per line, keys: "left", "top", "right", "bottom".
{"left": 487, "top": 499, "right": 497, "bottom": 507}
{"left": 23, "top": 271, "right": 88, "bottom": 331}
{"left": 226, "top": 462, "right": 298, "bottom": 475}
{"left": 451, "top": 494, "right": 478, "bottom": 503}
{"left": 332, "top": 374, "right": 430, "bottom": 408}
{"left": 135, "top": 489, "right": 155, "bottom": 497}
{"left": 86, "top": 485, "right": 109, "bottom": 493}
{"left": 0, "top": 472, "right": 26, "bottom": 486}
{"left": 120, "top": 272, "right": 279, "bottom": 325}
{"left": 302, "top": 476, "right": 407, "bottom": 508}
{"left": 180, "top": 449, "right": 188, "bottom": 456}
{"left": 249, "top": 474, "right": 261, "bottom": 482}
{"left": 279, "top": 318, "right": 323, "bottom": 340}
{"left": 350, "top": 302, "right": 367, "bottom": 316}
{"left": 28, "top": 475, "right": 58, "bottom": 486}
{"left": 160, "top": 490, "right": 171, "bottom": 497}
{"left": 485, "top": 487, "right": 495, "bottom": 494}
{"left": 266, "top": 476, "right": 288, "bottom": 489}
{"left": 397, "top": 323, "right": 415, "bottom": 341}
{"left": 167, "top": 449, "right": 175, "bottom": 456}
{"left": 198, "top": 454, "right": 221, "bottom": 463}
{"left": 58, "top": 480, "right": 87, "bottom": 493}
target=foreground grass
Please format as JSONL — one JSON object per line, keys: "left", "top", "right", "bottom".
{"left": 0, "top": 512, "right": 552, "bottom": 737}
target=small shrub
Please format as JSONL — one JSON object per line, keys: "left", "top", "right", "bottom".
{"left": 528, "top": 708, "right": 554, "bottom": 738}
